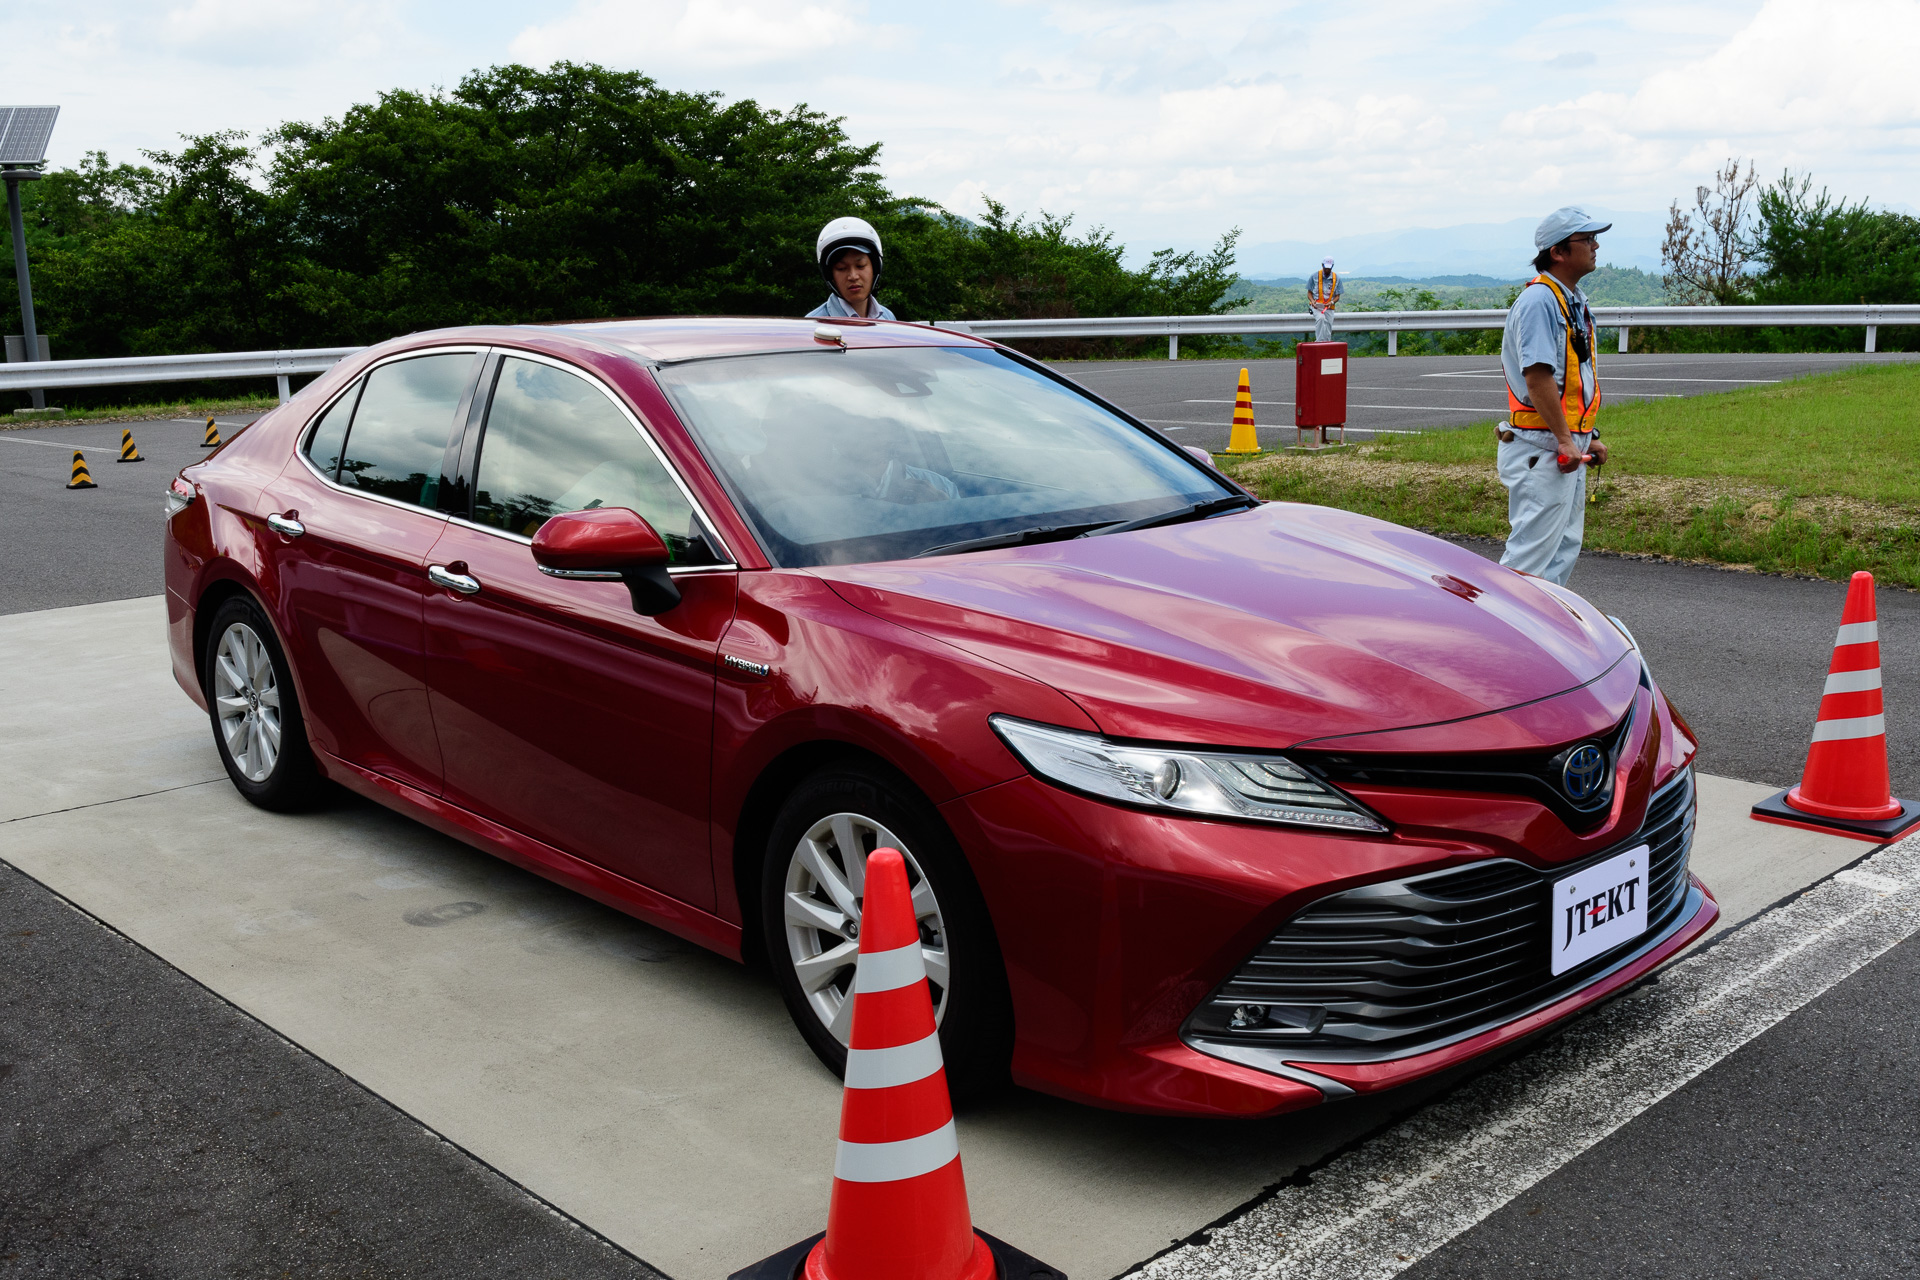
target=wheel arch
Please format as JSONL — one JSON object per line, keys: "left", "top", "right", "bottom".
{"left": 730, "top": 739, "right": 931, "bottom": 967}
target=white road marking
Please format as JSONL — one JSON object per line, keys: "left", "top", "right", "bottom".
{"left": 0, "top": 436, "right": 94, "bottom": 448}
{"left": 1140, "top": 836, "right": 1920, "bottom": 1280}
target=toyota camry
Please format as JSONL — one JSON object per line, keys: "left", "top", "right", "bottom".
{"left": 163, "top": 316, "right": 1716, "bottom": 1116}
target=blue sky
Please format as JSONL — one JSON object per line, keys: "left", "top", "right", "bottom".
{"left": 8, "top": 0, "right": 1917, "bottom": 267}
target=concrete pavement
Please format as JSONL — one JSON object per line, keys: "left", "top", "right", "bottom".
{"left": 0, "top": 595, "right": 1888, "bottom": 1279}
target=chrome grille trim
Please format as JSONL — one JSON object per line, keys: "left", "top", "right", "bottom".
{"left": 1184, "top": 766, "right": 1699, "bottom": 1070}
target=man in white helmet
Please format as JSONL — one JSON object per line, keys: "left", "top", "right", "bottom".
{"left": 809, "top": 216, "right": 896, "bottom": 320}
{"left": 1308, "top": 257, "right": 1341, "bottom": 343}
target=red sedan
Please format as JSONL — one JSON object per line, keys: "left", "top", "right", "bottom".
{"left": 163, "top": 317, "right": 1716, "bottom": 1117}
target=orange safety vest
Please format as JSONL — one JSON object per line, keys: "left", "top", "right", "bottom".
{"left": 1506, "top": 274, "right": 1599, "bottom": 431}
{"left": 1309, "top": 268, "right": 1339, "bottom": 307}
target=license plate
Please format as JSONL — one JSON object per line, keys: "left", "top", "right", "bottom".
{"left": 1551, "top": 845, "right": 1650, "bottom": 976}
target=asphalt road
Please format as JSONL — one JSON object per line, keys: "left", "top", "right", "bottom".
{"left": 1408, "top": 928, "right": 1920, "bottom": 1279}
{"left": 0, "top": 859, "right": 662, "bottom": 1279}
{"left": 0, "top": 413, "right": 265, "bottom": 614}
{"left": 1054, "top": 351, "right": 1920, "bottom": 453}
{"left": 4, "top": 361, "right": 1917, "bottom": 1278}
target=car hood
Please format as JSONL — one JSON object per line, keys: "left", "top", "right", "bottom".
{"left": 816, "top": 502, "right": 1636, "bottom": 749}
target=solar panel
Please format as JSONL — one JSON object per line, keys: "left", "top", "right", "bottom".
{"left": 0, "top": 106, "right": 60, "bottom": 166}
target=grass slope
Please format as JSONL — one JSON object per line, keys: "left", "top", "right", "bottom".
{"left": 1221, "top": 362, "right": 1920, "bottom": 587}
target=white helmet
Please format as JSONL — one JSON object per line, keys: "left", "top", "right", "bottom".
{"left": 817, "top": 216, "right": 884, "bottom": 284}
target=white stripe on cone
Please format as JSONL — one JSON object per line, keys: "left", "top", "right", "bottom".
{"left": 834, "top": 1119, "right": 960, "bottom": 1183}
{"left": 845, "top": 1030, "right": 945, "bottom": 1090}
{"left": 1811, "top": 713, "right": 1888, "bottom": 742}
{"left": 1835, "top": 621, "right": 1880, "bottom": 646}
{"left": 853, "top": 940, "right": 926, "bottom": 993}
{"left": 1823, "top": 669, "right": 1884, "bottom": 695}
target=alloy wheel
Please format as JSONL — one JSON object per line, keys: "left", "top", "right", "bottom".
{"left": 212, "top": 621, "right": 282, "bottom": 783}
{"left": 782, "top": 811, "right": 950, "bottom": 1045}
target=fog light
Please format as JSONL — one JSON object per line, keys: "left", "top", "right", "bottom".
{"left": 1229, "top": 1003, "right": 1268, "bottom": 1029}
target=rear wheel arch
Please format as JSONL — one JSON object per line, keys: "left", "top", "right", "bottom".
{"left": 191, "top": 576, "right": 258, "bottom": 695}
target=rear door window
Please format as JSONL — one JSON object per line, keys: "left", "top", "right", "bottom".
{"left": 471, "top": 356, "right": 722, "bottom": 564}
{"left": 302, "top": 382, "right": 360, "bottom": 481}
{"left": 335, "top": 352, "right": 475, "bottom": 508}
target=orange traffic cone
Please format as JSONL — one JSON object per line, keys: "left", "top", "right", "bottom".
{"left": 731, "top": 849, "right": 1061, "bottom": 1280}
{"left": 1225, "top": 368, "right": 1259, "bottom": 454}
{"left": 1753, "top": 571, "right": 1919, "bottom": 843}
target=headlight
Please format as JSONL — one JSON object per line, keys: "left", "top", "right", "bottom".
{"left": 989, "top": 716, "right": 1387, "bottom": 834}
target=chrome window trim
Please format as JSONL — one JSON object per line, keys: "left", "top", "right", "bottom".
{"left": 465, "top": 345, "right": 740, "bottom": 570}
{"left": 292, "top": 344, "right": 486, "bottom": 523}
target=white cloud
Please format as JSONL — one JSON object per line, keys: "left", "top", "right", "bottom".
{"left": 3, "top": 0, "right": 1915, "bottom": 264}
{"left": 510, "top": 0, "right": 891, "bottom": 70}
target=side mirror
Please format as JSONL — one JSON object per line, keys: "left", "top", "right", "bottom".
{"left": 1183, "top": 445, "right": 1218, "bottom": 469}
{"left": 531, "top": 508, "right": 682, "bottom": 616}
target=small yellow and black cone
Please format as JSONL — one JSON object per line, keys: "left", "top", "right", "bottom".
{"left": 68, "top": 450, "right": 97, "bottom": 489}
{"left": 117, "top": 428, "right": 144, "bottom": 463}
{"left": 201, "top": 416, "right": 221, "bottom": 448}
{"left": 1226, "top": 367, "right": 1260, "bottom": 454}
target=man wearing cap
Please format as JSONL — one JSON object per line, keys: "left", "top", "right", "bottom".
{"left": 1308, "top": 257, "right": 1342, "bottom": 343}
{"left": 810, "top": 216, "right": 896, "bottom": 320}
{"left": 1497, "top": 207, "right": 1611, "bottom": 586}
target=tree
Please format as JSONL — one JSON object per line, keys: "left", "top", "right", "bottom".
{"left": 1660, "top": 158, "right": 1760, "bottom": 305}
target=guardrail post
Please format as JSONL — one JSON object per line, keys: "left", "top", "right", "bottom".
{"left": 276, "top": 375, "right": 291, "bottom": 404}
{"left": 1168, "top": 335, "right": 1178, "bottom": 360}
{"left": 1619, "top": 326, "right": 1629, "bottom": 354}
{"left": 1386, "top": 327, "right": 1398, "bottom": 357}
{"left": 1866, "top": 325, "right": 1877, "bottom": 353}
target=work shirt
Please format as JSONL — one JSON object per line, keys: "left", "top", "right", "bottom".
{"left": 1309, "top": 270, "right": 1343, "bottom": 306}
{"left": 808, "top": 292, "right": 896, "bottom": 321}
{"left": 1501, "top": 278, "right": 1598, "bottom": 417}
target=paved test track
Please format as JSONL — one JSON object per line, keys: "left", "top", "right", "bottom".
{"left": 3, "top": 360, "right": 1917, "bottom": 1277}
{"left": 1058, "top": 350, "right": 1919, "bottom": 453}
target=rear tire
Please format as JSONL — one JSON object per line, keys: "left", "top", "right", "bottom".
{"left": 761, "top": 762, "right": 1012, "bottom": 1100}
{"left": 203, "top": 595, "right": 326, "bottom": 812}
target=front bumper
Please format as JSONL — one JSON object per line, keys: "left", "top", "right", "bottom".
{"left": 946, "top": 763, "right": 1715, "bottom": 1119}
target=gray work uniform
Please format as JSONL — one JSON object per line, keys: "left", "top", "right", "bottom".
{"left": 808, "top": 292, "right": 896, "bottom": 321}
{"left": 1308, "top": 269, "right": 1343, "bottom": 343}
{"left": 1497, "top": 278, "right": 1598, "bottom": 587}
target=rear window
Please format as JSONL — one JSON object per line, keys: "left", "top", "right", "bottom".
{"left": 656, "top": 346, "right": 1223, "bottom": 567}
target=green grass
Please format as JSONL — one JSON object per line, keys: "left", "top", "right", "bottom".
{"left": 1222, "top": 363, "right": 1920, "bottom": 587}
{"left": 4, "top": 395, "right": 281, "bottom": 429}
{"left": 1362, "top": 361, "right": 1920, "bottom": 505}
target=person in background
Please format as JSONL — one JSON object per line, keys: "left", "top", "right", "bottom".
{"left": 809, "top": 216, "right": 896, "bottom": 320}
{"left": 1308, "top": 257, "right": 1342, "bottom": 342}
{"left": 1497, "top": 207, "right": 1611, "bottom": 586}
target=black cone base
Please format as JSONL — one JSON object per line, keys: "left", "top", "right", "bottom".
{"left": 1751, "top": 788, "right": 1920, "bottom": 844}
{"left": 729, "top": 1230, "right": 1066, "bottom": 1280}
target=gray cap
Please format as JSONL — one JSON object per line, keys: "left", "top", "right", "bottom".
{"left": 1534, "top": 206, "right": 1611, "bottom": 250}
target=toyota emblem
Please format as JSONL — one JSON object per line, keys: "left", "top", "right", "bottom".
{"left": 1562, "top": 744, "right": 1606, "bottom": 801}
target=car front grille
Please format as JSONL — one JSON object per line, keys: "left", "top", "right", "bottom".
{"left": 1184, "top": 766, "right": 1697, "bottom": 1065}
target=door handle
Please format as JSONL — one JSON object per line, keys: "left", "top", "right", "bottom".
{"left": 428, "top": 563, "right": 482, "bottom": 595}
{"left": 266, "top": 512, "right": 304, "bottom": 537}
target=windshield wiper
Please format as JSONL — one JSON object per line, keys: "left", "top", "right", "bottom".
{"left": 1078, "top": 494, "right": 1259, "bottom": 539}
{"left": 914, "top": 520, "right": 1116, "bottom": 558}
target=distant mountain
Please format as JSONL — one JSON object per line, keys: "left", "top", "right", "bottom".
{"left": 1232, "top": 208, "right": 1666, "bottom": 279}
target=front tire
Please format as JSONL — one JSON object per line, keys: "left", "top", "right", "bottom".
{"left": 203, "top": 595, "right": 325, "bottom": 812}
{"left": 761, "top": 762, "right": 1012, "bottom": 1099}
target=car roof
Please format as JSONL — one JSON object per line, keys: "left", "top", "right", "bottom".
{"left": 540, "top": 315, "right": 992, "bottom": 363}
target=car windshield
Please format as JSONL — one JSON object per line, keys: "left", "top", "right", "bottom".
{"left": 655, "top": 346, "right": 1229, "bottom": 567}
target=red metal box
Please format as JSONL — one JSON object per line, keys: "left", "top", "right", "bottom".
{"left": 1295, "top": 341, "right": 1348, "bottom": 438}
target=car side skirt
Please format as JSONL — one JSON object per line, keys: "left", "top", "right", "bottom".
{"left": 323, "top": 752, "right": 745, "bottom": 961}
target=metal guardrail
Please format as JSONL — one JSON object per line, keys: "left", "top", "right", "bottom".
{"left": 0, "top": 346, "right": 363, "bottom": 401}
{"left": 2, "top": 303, "right": 1915, "bottom": 396}
{"left": 940, "top": 303, "right": 1920, "bottom": 358}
